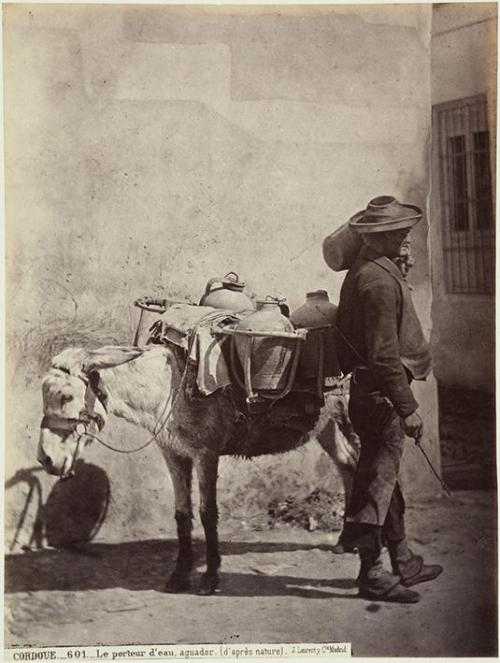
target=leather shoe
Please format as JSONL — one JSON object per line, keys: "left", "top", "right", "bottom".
{"left": 357, "top": 554, "right": 421, "bottom": 603}
{"left": 400, "top": 563, "right": 443, "bottom": 587}
{"left": 359, "top": 582, "right": 420, "bottom": 603}
{"left": 388, "top": 540, "right": 443, "bottom": 587}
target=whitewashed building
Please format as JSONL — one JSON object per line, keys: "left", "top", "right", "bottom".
{"left": 430, "top": 3, "right": 496, "bottom": 392}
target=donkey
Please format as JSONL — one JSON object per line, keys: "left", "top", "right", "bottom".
{"left": 38, "top": 344, "right": 359, "bottom": 595}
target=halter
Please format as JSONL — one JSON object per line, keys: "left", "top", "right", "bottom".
{"left": 39, "top": 370, "right": 106, "bottom": 478}
{"left": 40, "top": 411, "right": 104, "bottom": 435}
{"left": 39, "top": 346, "right": 190, "bottom": 475}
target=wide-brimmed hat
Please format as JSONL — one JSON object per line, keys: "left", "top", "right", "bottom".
{"left": 349, "top": 195, "right": 423, "bottom": 234}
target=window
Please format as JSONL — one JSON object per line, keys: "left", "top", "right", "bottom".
{"left": 434, "top": 95, "right": 494, "bottom": 294}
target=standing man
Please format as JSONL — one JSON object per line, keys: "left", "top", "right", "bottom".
{"left": 336, "top": 195, "right": 443, "bottom": 603}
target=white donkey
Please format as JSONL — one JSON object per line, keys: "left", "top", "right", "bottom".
{"left": 38, "top": 344, "right": 359, "bottom": 595}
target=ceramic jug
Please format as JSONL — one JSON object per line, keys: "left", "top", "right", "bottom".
{"left": 233, "top": 297, "right": 298, "bottom": 391}
{"left": 199, "top": 272, "right": 254, "bottom": 312}
{"left": 291, "top": 291, "right": 341, "bottom": 380}
{"left": 290, "top": 290, "right": 337, "bottom": 328}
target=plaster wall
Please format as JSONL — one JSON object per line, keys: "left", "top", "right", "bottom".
{"left": 5, "top": 5, "right": 439, "bottom": 547}
{"left": 430, "top": 3, "right": 496, "bottom": 391}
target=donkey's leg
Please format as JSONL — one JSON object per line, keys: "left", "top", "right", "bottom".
{"left": 316, "top": 418, "right": 358, "bottom": 505}
{"left": 335, "top": 396, "right": 360, "bottom": 506}
{"left": 194, "top": 451, "right": 221, "bottom": 596}
{"left": 162, "top": 448, "right": 194, "bottom": 593}
{"left": 316, "top": 395, "right": 360, "bottom": 553}
{"left": 335, "top": 396, "right": 360, "bottom": 464}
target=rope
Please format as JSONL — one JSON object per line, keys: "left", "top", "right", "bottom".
{"left": 82, "top": 430, "right": 162, "bottom": 454}
{"left": 81, "top": 351, "right": 189, "bottom": 454}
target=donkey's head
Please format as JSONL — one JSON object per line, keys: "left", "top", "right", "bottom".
{"left": 38, "top": 346, "right": 143, "bottom": 479}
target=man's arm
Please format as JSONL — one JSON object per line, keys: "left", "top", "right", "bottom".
{"left": 361, "top": 277, "right": 419, "bottom": 418}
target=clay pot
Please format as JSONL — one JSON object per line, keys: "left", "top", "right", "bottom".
{"left": 199, "top": 272, "right": 254, "bottom": 312}
{"left": 291, "top": 291, "right": 341, "bottom": 380}
{"left": 234, "top": 298, "right": 298, "bottom": 391}
{"left": 290, "top": 290, "right": 337, "bottom": 327}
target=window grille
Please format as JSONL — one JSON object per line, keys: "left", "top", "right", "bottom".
{"left": 434, "top": 95, "right": 495, "bottom": 294}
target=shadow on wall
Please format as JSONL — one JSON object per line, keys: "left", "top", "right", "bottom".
{"left": 5, "top": 460, "right": 110, "bottom": 552}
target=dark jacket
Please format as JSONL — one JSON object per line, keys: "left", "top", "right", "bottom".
{"left": 336, "top": 245, "right": 431, "bottom": 418}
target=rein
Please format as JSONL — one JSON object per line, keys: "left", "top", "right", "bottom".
{"left": 40, "top": 345, "right": 191, "bottom": 460}
{"left": 41, "top": 311, "right": 230, "bottom": 466}
{"left": 84, "top": 347, "right": 192, "bottom": 454}
{"left": 79, "top": 380, "right": 176, "bottom": 455}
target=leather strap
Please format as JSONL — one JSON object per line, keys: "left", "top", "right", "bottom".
{"left": 40, "top": 415, "right": 82, "bottom": 431}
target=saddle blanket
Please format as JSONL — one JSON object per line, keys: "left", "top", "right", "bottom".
{"left": 148, "top": 303, "right": 244, "bottom": 395}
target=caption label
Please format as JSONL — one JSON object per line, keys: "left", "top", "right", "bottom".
{"left": 6, "top": 642, "right": 351, "bottom": 662}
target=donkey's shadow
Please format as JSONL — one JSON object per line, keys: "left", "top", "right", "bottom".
{"left": 5, "top": 537, "right": 357, "bottom": 599}
{"left": 6, "top": 459, "right": 355, "bottom": 600}
{"left": 5, "top": 460, "right": 110, "bottom": 552}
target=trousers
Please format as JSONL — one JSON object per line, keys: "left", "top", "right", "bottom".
{"left": 343, "top": 375, "right": 407, "bottom": 548}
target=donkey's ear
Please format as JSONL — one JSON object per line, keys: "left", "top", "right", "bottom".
{"left": 51, "top": 348, "right": 88, "bottom": 376}
{"left": 83, "top": 346, "right": 144, "bottom": 373}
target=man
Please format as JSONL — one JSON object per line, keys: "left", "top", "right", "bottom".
{"left": 335, "top": 195, "right": 443, "bottom": 603}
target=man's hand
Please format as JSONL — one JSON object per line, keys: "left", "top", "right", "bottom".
{"left": 401, "top": 411, "right": 423, "bottom": 442}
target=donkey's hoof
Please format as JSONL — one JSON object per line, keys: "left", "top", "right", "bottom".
{"left": 198, "top": 574, "right": 219, "bottom": 596}
{"left": 164, "top": 573, "right": 191, "bottom": 593}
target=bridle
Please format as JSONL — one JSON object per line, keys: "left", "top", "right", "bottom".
{"left": 40, "top": 406, "right": 105, "bottom": 436}
{"left": 39, "top": 346, "right": 190, "bottom": 478}
{"left": 39, "top": 373, "right": 107, "bottom": 478}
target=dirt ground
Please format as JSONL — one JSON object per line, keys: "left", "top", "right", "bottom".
{"left": 5, "top": 489, "right": 497, "bottom": 658}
